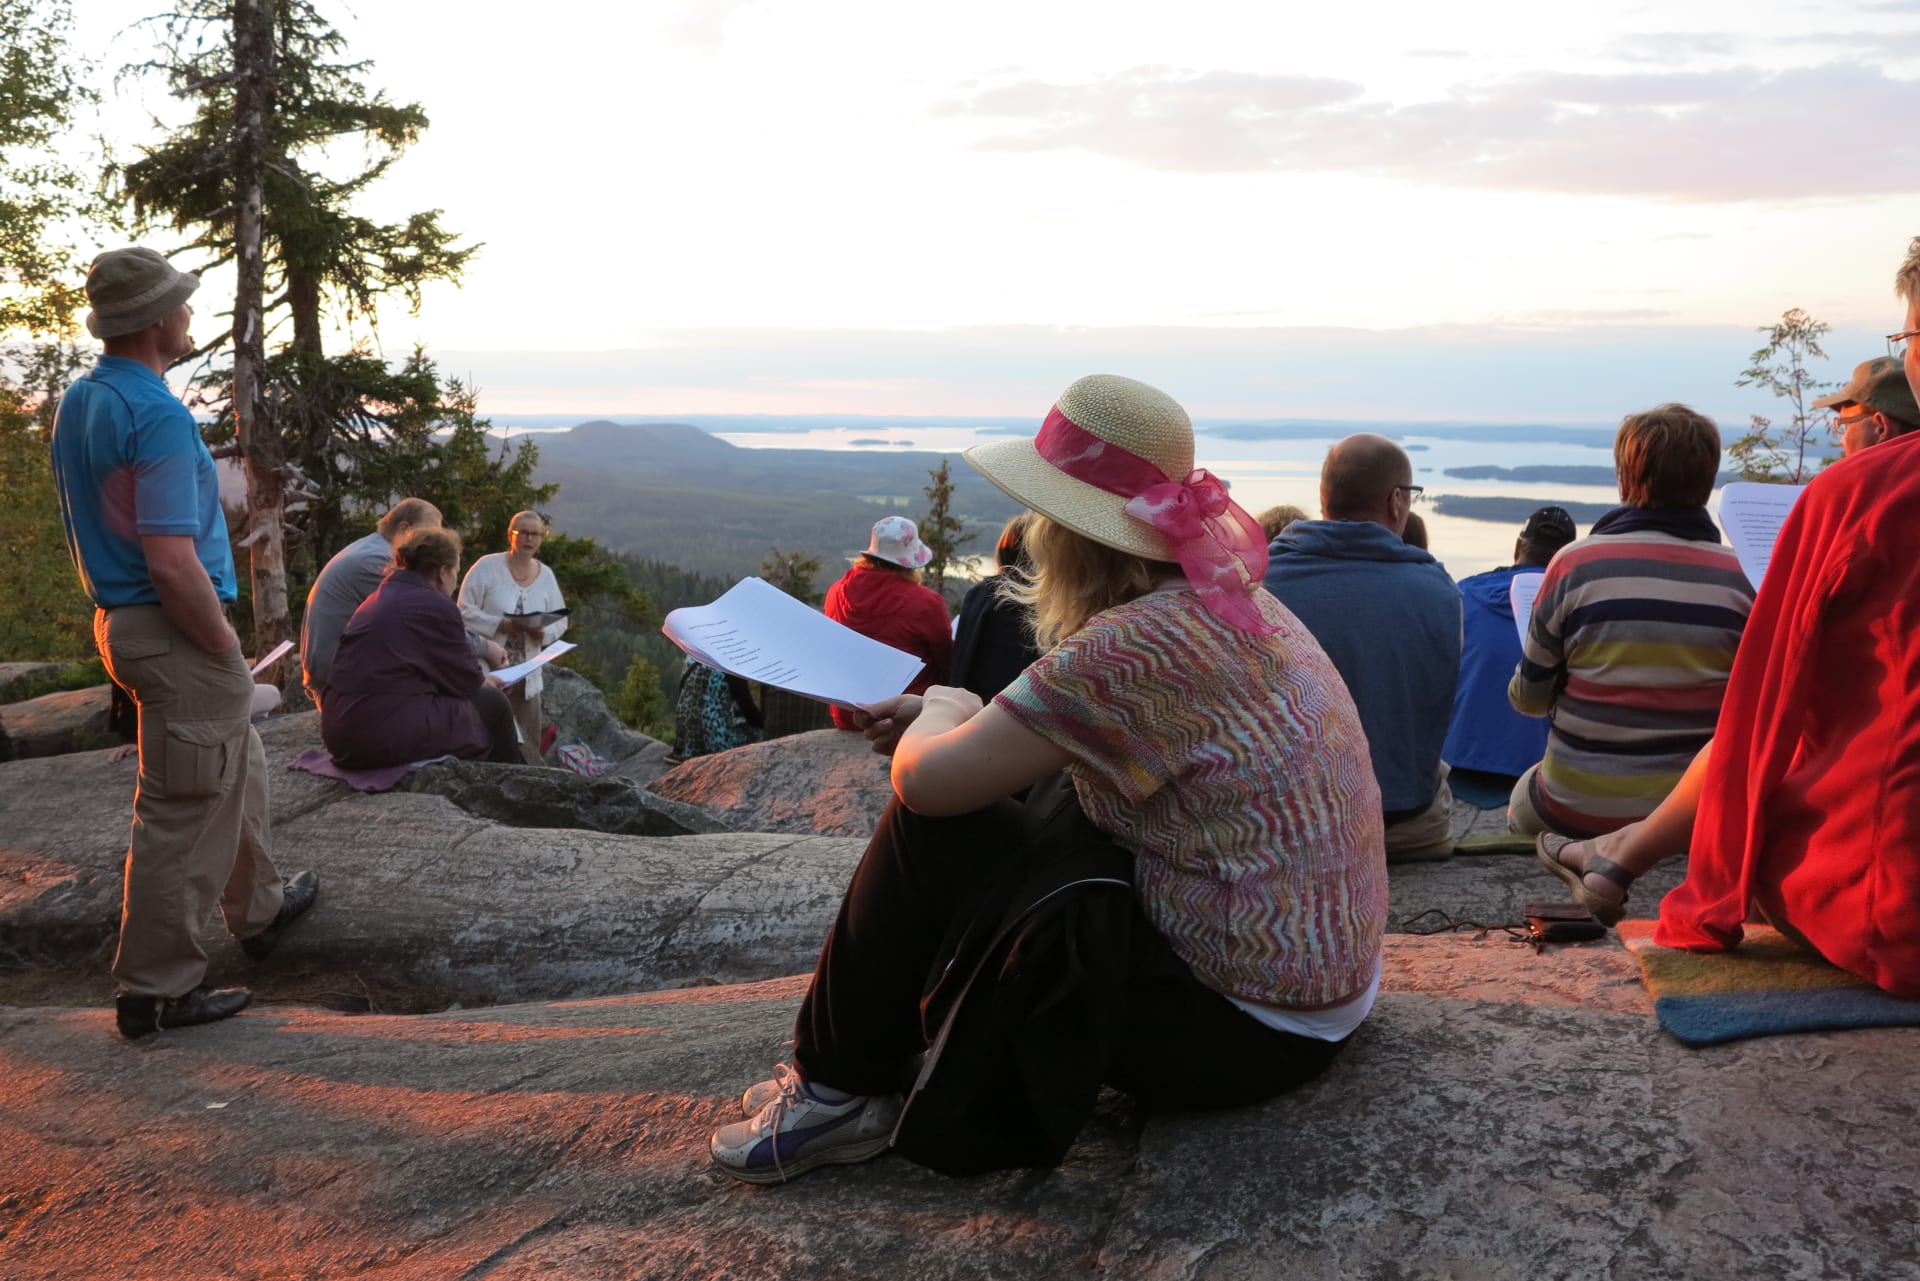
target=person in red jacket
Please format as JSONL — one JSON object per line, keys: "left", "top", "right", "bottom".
{"left": 824, "top": 516, "right": 953, "bottom": 731}
{"left": 1537, "top": 238, "right": 1920, "bottom": 997}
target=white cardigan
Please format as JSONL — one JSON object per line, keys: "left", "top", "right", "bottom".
{"left": 458, "top": 553, "right": 569, "bottom": 698}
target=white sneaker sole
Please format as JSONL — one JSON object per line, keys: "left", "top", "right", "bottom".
{"left": 710, "top": 1130, "right": 894, "bottom": 1185}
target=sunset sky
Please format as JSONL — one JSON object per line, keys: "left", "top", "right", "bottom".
{"left": 67, "top": 0, "right": 1920, "bottom": 421}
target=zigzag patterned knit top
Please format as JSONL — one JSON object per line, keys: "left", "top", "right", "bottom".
{"left": 995, "top": 586, "right": 1388, "bottom": 1009}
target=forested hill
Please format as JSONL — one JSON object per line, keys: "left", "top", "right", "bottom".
{"left": 533, "top": 421, "right": 1026, "bottom": 579}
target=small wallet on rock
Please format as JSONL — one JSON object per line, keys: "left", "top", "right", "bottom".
{"left": 1523, "top": 901, "right": 1607, "bottom": 944}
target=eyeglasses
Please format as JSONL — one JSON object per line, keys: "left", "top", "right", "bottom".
{"left": 1394, "top": 484, "right": 1426, "bottom": 505}
{"left": 1887, "top": 329, "right": 1920, "bottom": 358}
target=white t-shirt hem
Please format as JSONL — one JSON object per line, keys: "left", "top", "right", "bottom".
{"left": 1226, "top": 952, "right": 1382, "bottom": 1042}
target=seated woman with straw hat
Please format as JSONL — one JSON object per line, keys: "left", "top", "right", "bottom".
{"left": 709, "top": 374, "right": 1388, "bottom": 1184}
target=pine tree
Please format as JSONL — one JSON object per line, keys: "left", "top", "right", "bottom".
{"left": 0, "top": 0, "right": 97, "bottom": 339}
{"left": 1730, "top": 309, "right": 1833, "bottom": 484}
{"left": 110, "top": 0, "right": 521, "bottom": 654}
{"left": 917, "top": 457, "right": 975, "bottom": 596}
{"left": 758, "top": 547, "right": 824, "bottom": 604}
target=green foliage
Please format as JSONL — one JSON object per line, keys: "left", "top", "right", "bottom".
{"left": 1, "top": 656, "right": 107, "bottom": 703}
{"left": 559, "top": 556, "right": 734, "bottom": 734}
{"left": 1731, "top": 308, "right": 1833, "bottom": 484}
{"left": 0, "top": 387, "right": 94, "bottom": 660}
{"left": 758, "top": 546, "right": 825, "bottom": 604}
{"left": 610, "top": 654, "right": 673, "bottom": 741}
{"left": 917, "top": 456, "right": 975, "bottom": 597}
{"left": 112, "top": 0, "right": 474, "bottom": 353}
{"left": 0, "top": 0, "right": 100, "bottom": 338}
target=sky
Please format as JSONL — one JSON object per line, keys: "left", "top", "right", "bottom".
{"left": 60, "top": 0, "right": 1920, "bottom": 422}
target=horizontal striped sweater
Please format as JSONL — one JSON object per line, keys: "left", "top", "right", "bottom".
{"left": 1508, "top": 526, "right": 1754, "bottom": 836}
{"left": 995, "top": 587, "right": 1387, "bottom": 1010}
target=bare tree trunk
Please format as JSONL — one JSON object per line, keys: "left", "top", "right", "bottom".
{"left": 232, "top": 0, "right": 290, "bottom": 677}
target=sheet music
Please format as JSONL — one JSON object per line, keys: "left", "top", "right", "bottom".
{"left": 663, "top": 577, "right": 926, "bottom": 711}
{"left": 493, "top": 640, "right": 577, "bottom": 687}
{"left": 1509, "top": 571, "right": 1545, "bottom": 644}
{"left": 1718, "top": 482, "right": 1806, "bottom": 590}
{"left": 249, "top": 639, "right": 294, "bottom": 676}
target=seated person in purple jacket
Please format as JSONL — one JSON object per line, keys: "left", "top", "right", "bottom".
{"left": 321, "top": 527, "right": 521, "bottom": 768}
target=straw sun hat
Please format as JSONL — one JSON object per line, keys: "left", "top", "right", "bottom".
{"left": 964, "top": 374, "right": 1194, "bottom": 562}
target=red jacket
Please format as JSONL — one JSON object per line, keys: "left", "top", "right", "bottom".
{"left": 824, "top": 559, "right": 953, "bottom": 731}
{"left": 1655, "top": 432, "right": 1920, "bottom": 996}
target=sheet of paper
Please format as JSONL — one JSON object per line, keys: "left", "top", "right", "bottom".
{"left": 1509, "top": 571, "right": 1545, "bottom": 645}
{"left": 249, "top": 639, "right": 294, "bottom": 676}
{"left": 663, "top": 577, "right": 926, "bottom": 711}
{"left": 493, "top": 640, "right": 577, "bottom": 687}
{"left": 1718, "top": 482, "right": 1806, "bottom": 590}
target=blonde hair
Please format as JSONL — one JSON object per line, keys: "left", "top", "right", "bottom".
{"left": 1256, "top": 504, "right": 1308, "bottom": 540}
{"left": 998, "top": 513, "right": 1174, "bottom": 650}
{"left": 1897, "top": 235, "right": 1920, "bottom": 304}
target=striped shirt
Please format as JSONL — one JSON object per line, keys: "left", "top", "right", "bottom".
{"left": 995, "top": 587, "right": 1387, "bottom": 1010}
{"left": 1508, "top": 525, "right": 1753, "bottom": 836}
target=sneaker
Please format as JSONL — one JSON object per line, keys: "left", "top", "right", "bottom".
{"left": 740, "top": 1061, "right": 799, "bottom": 1117}
{"left": 241, "top": 869, "right": 320, "bottom": 960}
{"left": 116, "top": 985, "right": 253, "bottom": 1039}
{"left": 710, "top": 1071, "right": 900, "bottom": 1185}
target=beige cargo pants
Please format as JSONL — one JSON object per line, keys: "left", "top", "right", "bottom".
{"left": 95, "top": 605, "right": 284, "bottom": 998}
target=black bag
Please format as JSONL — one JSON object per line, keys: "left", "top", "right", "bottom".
{"left": 890, "top": 776, "right": 1135, "bottom": 1176}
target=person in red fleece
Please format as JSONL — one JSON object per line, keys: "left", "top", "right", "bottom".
{"left": 1537, "top": 237, "right": 1920, "bottom": 997}
{"left": 825, "top": 516, "right": 953, "bottom": 731}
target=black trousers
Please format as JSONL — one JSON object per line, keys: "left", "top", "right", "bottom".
{"left": 794, "top": 785, "right": 1348, "bottom": 1110}
{"left": 472, "top": 684, "right": 524, "bottom": 764}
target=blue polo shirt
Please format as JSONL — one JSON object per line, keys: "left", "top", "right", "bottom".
{"left": 49, "top": 355, "right": 237, "bottom": 607}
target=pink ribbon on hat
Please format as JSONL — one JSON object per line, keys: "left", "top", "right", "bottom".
{"left": 1034, "top": 406, "right": 1277, "bottom": 635}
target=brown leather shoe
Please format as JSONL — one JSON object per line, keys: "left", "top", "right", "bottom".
{"left": 116, "top": 985, "right": 253, "bottom": 1039}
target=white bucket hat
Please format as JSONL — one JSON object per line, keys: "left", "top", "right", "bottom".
{"left": 863, "top": 515, "right": 933, "bottom": 569}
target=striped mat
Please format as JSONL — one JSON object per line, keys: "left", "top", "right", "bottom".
{"left": 1618, "top": 920, "right": 1920, "bottom": 1046}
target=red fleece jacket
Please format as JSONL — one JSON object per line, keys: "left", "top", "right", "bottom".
{"left": 823, "top": 560, "right": 953, "bottom": 731}
{"left": 1655, "top": 432, "right": 1920, "bottom": 997}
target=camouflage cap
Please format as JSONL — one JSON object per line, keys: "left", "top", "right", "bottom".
{"left": 1811, "top": 356, "right": 1919, "bottom": 423}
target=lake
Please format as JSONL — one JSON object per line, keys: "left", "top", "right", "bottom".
{"left": 492, "top": 415, "right": 1746, "bottom": 581}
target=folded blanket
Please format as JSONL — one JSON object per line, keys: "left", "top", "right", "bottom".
{"left": 1619, "top": 920, "right": 1920, "bottom": 1046}
{"left": 288, "top": 747, "right": 453, "bottom": 794}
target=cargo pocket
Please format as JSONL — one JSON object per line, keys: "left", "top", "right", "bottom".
{"left": 155, "top": 718, "right": 244, "bottom": 799}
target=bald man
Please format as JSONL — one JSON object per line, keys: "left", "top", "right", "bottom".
{"left": 1262, "top": 434, "right": 1463, "bottom": 862}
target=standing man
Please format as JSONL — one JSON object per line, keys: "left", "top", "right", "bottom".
{"left": 1441, "top": 506, "right": 1577, "bottom": 782}
{"left": 1262, "top": 434, "right": 1464, "bottom": 861}
{"left": 300, "top": 497, "right": 504, "bottom": 708}
{"left": 1813, "top": 356, "right": 1920, "bottom": 457}
{"left": 50, "top": 248, "right": 318, "bottom": 1039}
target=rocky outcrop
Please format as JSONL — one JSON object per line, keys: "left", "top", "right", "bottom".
{"left": 0, "top": 685, "right": 122, "bottom": 760}
{"left": 540, "top": 666, "right": 675, "bottom": 785}
{"left": 0, "top": 713, "right": 861, "bottom": 1008}
{"left": 0, "top": 661, "right": 67, "bottom": 702}
{"left": 650, "top": 727, "right": 894, "bottom": 837}
{"left": 404, "top": 758, "right": 733, "bottom": 837}
{"left": 2, "top": 708, "right": 1691, "bottom": 1013}
{"left": 2, "top": 936, "right": 1912, "bottom": 1281}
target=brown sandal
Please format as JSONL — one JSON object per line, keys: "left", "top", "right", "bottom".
{"left": 1535, "top": 833, "right": 1633, "bottom": 927}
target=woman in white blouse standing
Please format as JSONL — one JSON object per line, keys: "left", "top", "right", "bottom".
{"left": 459, "top": 510, "right": 568, "bottom": 757}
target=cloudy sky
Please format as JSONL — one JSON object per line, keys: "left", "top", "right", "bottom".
{"left": 69, "top": 0, "right": 1920, "bottom": 421}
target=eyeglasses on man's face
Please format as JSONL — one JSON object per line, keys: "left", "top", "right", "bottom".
{"left": 1394, "top": 484, "right": 1426, "bottom": 504}
{"left": 1887, "top": 329, "right": 1920, "bottom": 358}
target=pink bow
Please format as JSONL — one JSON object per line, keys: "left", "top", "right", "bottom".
{"left": 1035, "top": 407, "right": 1276, "bottom": 635}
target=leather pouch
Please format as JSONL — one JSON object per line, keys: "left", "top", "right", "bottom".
{"left": 1524, "top": 900, "right": 1607, "bottom": 943}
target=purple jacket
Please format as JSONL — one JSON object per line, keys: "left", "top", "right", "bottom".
{"left": 320, "top": 569, "right": 491, "bottom": 768}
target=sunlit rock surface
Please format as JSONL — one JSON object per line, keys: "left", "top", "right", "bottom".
{"left": 2, "top": 937, "right": 1913, "bottom": 1281}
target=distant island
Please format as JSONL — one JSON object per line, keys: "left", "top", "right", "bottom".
{"left": 1445, "top": 464, "right": 1618, "bottom": 485}
{"left": 1433, "top": 495, "right": 1617, "bottom": 525}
